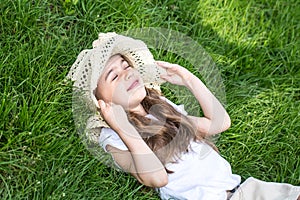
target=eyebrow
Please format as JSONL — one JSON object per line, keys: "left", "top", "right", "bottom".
{"left": 104, "top": 59, "right": 126, "bottom": 82}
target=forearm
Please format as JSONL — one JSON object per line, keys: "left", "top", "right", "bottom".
{"left": 115, "top": 124, "right": 167, "bottom": 187}
{"left": 185, "top": 75, "right": 231, "bottom": 133}
{"left": 156, "top": 60, "right": 230, "bottom": 134}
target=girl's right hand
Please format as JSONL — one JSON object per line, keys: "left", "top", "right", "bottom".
{"left": 98, "top": 100, "right": 131, "bottom": 132}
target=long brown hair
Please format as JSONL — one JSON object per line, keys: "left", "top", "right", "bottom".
{"left": 95, "top": 54, "right": 217, "bottom": 172}
{"left": 127, "top": 87, "right": 217, "bottom": 173}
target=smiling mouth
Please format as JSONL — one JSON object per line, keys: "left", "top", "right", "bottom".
{"left": 127, "top": 80, "right": 139, "bottom": 91}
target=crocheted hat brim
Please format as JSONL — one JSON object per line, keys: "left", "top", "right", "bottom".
{"left": 67, "top": 32, "right": 167, "bottom": 143}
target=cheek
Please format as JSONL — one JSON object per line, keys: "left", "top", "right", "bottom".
{"left": 97, "top": 83, "right": 115, "bottom": 102}
{"left": 111, "top": 84, "right": 127, "bottom": 103}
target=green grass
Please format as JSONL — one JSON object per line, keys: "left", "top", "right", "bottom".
{"left": 0, "top": 0, "right": 299, "bottom": 199}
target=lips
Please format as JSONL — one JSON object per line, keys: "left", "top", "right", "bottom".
{"left": 127, "top": 80, "right": 139, "bottom": 91}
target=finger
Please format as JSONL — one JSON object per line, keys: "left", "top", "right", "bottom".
{"left": 160, "top": 74, "right": 168, "bottom": 81}
{"left": 160, "top": 74, "right": 173, "bottom": 82}
{"left": 160, "top": 74, "right": 167, "bottom": 80}
{"left": 155, "top": 61, "right": 173, "bottom": 68}
{"left": 159, "top": 63, "right": 178, "bottom": 75}
{"left": 98, "top": 99, "right": 106, "bottom": 111}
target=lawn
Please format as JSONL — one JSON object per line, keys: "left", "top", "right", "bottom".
{"left": 0, "top": 0, "right": 299, "bottom": 199}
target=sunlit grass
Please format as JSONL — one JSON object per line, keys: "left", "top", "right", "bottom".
{"left": 0, "top": 0, "right": 299, "bottom": 199}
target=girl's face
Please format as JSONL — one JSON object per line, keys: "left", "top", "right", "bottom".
{"left": 96, "top": 54, "right": 146, "bottom": 111}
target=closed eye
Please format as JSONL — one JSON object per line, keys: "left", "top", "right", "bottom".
{"left": 125, "top": 65, "right": 132, "bottom": 69}
{"left": 109, "top": 59, "right": 133, "bottom": 82}
{"left": 112, "top": 75, "right": 118, "bottom": 81}
{"left": 110, "top": 66, "right": 130, "bottom": 82}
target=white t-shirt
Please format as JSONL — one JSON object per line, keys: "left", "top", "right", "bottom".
{"left": 99, "top": 97, "right": 241, "bottom": 200}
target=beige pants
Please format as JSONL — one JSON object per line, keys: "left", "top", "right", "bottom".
{"left": 230, "top": 177, "right": 300, "bottom": 200}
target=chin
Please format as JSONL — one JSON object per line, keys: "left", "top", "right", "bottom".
{"left": 127, "top": 87, "right": 146, "bottom": 108}
{"left": 137, "top": 86, "right": 147, "bottom": 101}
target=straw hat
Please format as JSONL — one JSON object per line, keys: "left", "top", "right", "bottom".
{"left": 67, "top": 32, "right": 166, "bottom": 144}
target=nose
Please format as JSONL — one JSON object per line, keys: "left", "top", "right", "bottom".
{"left": 125, "top": 70, "right": 133, "bottom": 80}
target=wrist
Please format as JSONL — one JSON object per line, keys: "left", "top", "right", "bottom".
{"left": 115, "top": 121, "right": 134, "bottom": 134}
{"left": 116, "top": 124, "right": 153, "bottom": 153}
{"left": 108, "top": 116, "right": 132, "bottom": 133}
{"left": 185, "top": 74, "right": 199, "bottom": 90}
{"left": 115, "top": 122, "right": 143, "bottom": 140}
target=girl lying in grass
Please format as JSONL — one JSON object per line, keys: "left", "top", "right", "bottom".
{"left": 67, "top": 32, "right": 300, "bottom": 200}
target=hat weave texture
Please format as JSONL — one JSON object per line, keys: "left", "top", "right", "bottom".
{"left": 67, "top": 32, "right": 166, "bottom": 143}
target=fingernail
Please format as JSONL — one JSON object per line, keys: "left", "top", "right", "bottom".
{"left": 100, "top": 100, "right": 105, "bottom": 107}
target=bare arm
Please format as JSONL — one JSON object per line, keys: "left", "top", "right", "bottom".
{"left": 105, "top": 144, "right": 144, "bottom": 183}
{"left": 185, "top": 75, "right": 231, "bottom": 135}
{"left": 98, "top": 101, "right": 168, "bottom": 188}
{"left": 157, "top": 61, "right": 231, "bottom": 136}
{"left": 106, "top": 145, "right": 167, "bottom": 187}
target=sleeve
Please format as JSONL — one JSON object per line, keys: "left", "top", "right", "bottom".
{"left": 99, "top": 127, "right": 128, "bottom": 152}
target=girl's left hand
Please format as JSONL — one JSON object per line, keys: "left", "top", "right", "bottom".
{"left": 156, "top": 61, "right": 194, "bottom": 86}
